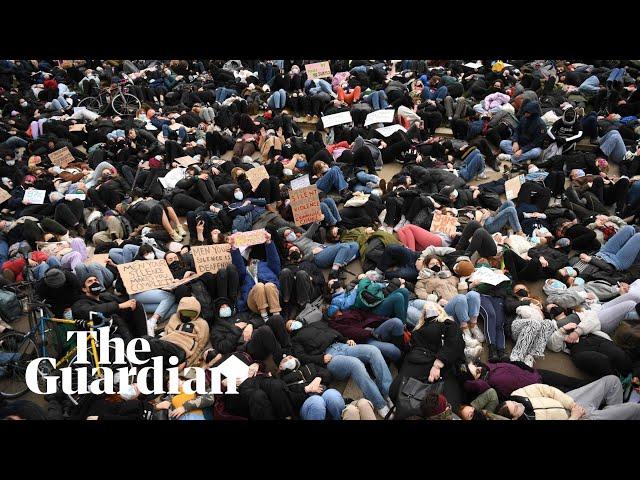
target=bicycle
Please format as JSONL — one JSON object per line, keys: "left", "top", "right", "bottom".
{"left": 77, "top": 74, "right": 141, "bottom": 116}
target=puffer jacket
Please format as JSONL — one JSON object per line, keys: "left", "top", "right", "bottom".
{"left": 290, "top": 321, "right": 347, "bottom": 367}
{"left": 162, "top": 296, "right": 210, "bottom": 367}
{"left": 483, "top": 92, "right": 511, "bottom": 111}
{"left": 513, "top": 101, "right": 546, "bottom": 152}
{"left": 415, "top": 268, "right": 459, "bottom": 301}
{"left": 509, "top": 383, "right": 575, "bottom": 420}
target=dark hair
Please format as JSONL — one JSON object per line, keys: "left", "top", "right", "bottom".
{"left": 420, "top": 393, "right": 441, "bottom": 418}
{"left": 496, "top": 401, "right": 513, "bottom": 419}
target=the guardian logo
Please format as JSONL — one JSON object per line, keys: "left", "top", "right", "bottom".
{"left": 26, "top": 328, "right": 250, "bottom": 396}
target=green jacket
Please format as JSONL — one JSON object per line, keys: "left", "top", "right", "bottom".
{"left": 340, "top": 227, "right": 401, "bottom": 259}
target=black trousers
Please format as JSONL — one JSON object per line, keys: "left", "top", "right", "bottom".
{"left": 279, "top": 268, "right": 318, "bottom": 307}
{"left": 569, "top": 335, "right": 632, "bottom": 378}
{"left": 456, "top": 220, "right": 498, "bottom": 258}
{"left": 245, "top": 314, "right": 290, "bottom": 362}
{"left": 171, "top": 193, "right": 204, "bottom": 217}
{"left": 538, "top": 369, "right": 589, "bottom": 392}
{"left": 253, "top": 177, "right": 281, "bottom": 204}
{"left": 173, "top": 266, "right": 239, "bottom": 303}
{"left": 227, "top": 376, "right": 294, "bottom": 420}
{"left": 54, "top": 199, "right": 84, "bottom": 228}
{"left": 503, "top": 249, "right": 543, "bottom": 282}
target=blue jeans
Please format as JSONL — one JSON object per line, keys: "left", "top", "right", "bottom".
{"left": 364, "top": 90, "right": 388, "bottom": 110}
{"left": 0, "top": 239, "right": 8, "bottom": 264}
{"left": 458, "top": 150, "right": 486, "bottom": 181}
{"left": 366, "top": 317, "right": 404, "bottom": 362}
{"left": 2, "top": 136, "right": 29, "bottom": 150}
{"left": 479, "top": 295, "right": 506, "bottom": 349}
{"left": 596, "top": 225, "right": 640, "bottom": 270}
{"left": 306, "top": 79, "right": 333, "bottom": 96}
{"left": 31, "top": 257, "right": 62, "bottom": 280}
{"left": 628, "top": 182, "right": 640, "bottom": 207}
{"left": 109, "top": 244, "right": 141, "bottom": 264}
{"left": 132, "top": 289, "right": 176, "bottom": 320}
{"left": 162, "top": 125, "right": 187, "bottom": 143}
{"left": 372, "top": 288, "right": 409, "bottom": 323}
{"left": 579, "top": 75, "right": 600, "bottom": 96}
{"left": 314, "top": 242, "right": 359, "bottom": 268}
{"left": 353, "top": 171, "right": 380, "bottom": 193}
{"left": 75, "top": 263, "right": 115, "bottom": 288}
{"left": 444, "top": 291, "right": 481, "bottom": 325}
{"left": 215, "top": 87, "right": 237, "bottom": 103}
{"left": 267, "top": 89, "right": 287, "bottom": 109}
{"left": 607, "top": 68, "right": 625, "bottom": 85}
{"left": 499, "top": 140, "right": 543, "bottom": 164}
{"left": 179, "top": 412, "right": 205, "bottom": 421}
{"left": 315, "top": 166, "right": 349, "bottom": 194}
{"left": 484, "top": 200, "right": 522, "bottom": 233}
{"left": 421, "top": 86, "right": 448, "bottom": 101}
{"left": 350, "top": 65, "right": 368, "bottom": 74}
{"left": 326, "top": 342, "right": 392, "bottom": 410}
{"left": 300, "top": 389, "right": 345, "bottom": 420}
{"left": 320, "top": 197, "right": 341, "bottom": 225}
{"left": 407, "top": 299, "right": 427, "bottom": 328}
{"left": 599, "top": 129, "right": 626, "bottom": 164}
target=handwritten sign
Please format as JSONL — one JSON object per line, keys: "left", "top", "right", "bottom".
{"left": 175, "top": 156, "right": 199, "bottom": 167}
{"left": 376, "top": 125, "right": 406, "bottom": 137}
{"left": 23, "top": 189, "right": 46, "bottom": 205}
{"left": 505, "top": 174, "right": 525, "bottom": 200}
{"left": 321, "top": 111, "right": 353, "bottom": 129}
{"left": 364, "top": 109, "right": 395, "bottom": 126}
{"left": 289, "top": 185, "right": 323, "bottom": 226}
{"left": 305, "top": 61, "right": 332, "bottom": 80}
{"left": 430, "top": 211, "right": 458, "bottom": 237}
{"left": 290, "top": 174, "right": 310, "bottom": 190}
{"left": 233, "top": 229, "right": 266, "bottom": 248}
{"left": 0, "top": 188, "right": 10, "bottom": 205}
{"left": 245, "top": 165, "right": 269, "bottom": 191}
{"left": 117, "top": 259, "right": 175, "bottom": 295}
{"left": 161, "top": 272, "right": 203, "bottom": 291}
{"left": 464, "top": 62, "right": 483, "bottom": 70}
{"left": 49, "top": 147, "right": 74, "bottom": 168}
{"left": 69, "top": 124, "right": 86, "bottom": 132}
{"left": 65, "top": 193, "right": 86, "bottom": 201}
{"left": 191, "top": 244, "right": 232, "bottom": 275}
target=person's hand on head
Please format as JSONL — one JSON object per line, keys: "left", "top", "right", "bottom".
{"left": 323, "top": 354, "right": 333, "bottom": 364}
{"left": 264, "top": 231, "right": 272, "bottom": 244}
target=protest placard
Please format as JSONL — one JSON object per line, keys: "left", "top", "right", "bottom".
{"left": 49, "top": 147, "right": 74, "bottom": 168}
{"left": 23, "top": 189, "right": 46, "bottom": 205}
{"left": 232, "top": 229, "right": 267, "bottom": 248}
{"left": 69, "top": 124, "right": 86, "bottom": 132}
{"left": 290, "top": 175, "right": 310, "bottom": 190}
{"left": 191, "top": 244, "right": 232, "bottom": 275}
{"left": 289, "top": 185, "right": 323, "bottom": 226}
{"left": 364, "top": 109, "right": 395, "bottom": 126}
{"left": 161, "top": 272, "right": 203, "bottom": 291}
{"left": 245, "top": 165, "right": 269, "bottom": 190}
{"left": 116, "top": 260, "right": 175, "bottom": 295}
{"left": 376, "top": 125, "right": 407, "bottom": 137}
{"left": 305, "top": 61, "right": 332, "bottom": 80}
{"left": 430, "top": 211, "right": 458, "bottom": 237}
{"left": 175, "top": 156, "right": 199, "bottom": 167}
{"left": 84, "top": 253, "right": 109, "bottom": 265}
{"left": 0, "top": 188, "right": 10, "bottom": 205}
{"left": 321, "top": 111, "right": 353, "bottom": 129}
{"left": 65, "top": 193, "right": 86, "bottom": 201}
{"left": 505, "top": 174, "right": 525, "bottom": 200}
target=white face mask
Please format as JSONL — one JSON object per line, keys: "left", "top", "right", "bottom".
{"left": 282, "top": 358, "right": 297, "bottom": 371}
{"left": 234, "top": 191, "right": 243, "bottom": 201}
{"left": 63, "top": 309, "right": 73, "bottom": 320}
{"left": 6, "top": 160, "right": 15, "bottom": 166}
{"left": 286, "top": 232, "right": 297, "bottom": 242}
{"left": 290, "top": 321, "right": 303, "bottom": 331}
{"left": 20, "top": 101, "right": 28, "bottom": 108}
{"left": 144, "top": 253, "right": 155, "bottom": 260}
{"left": 119, "top": 384, "right": 137, "bottom": 400}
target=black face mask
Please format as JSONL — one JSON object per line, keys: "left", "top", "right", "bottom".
{"left": 550, "top": 306, "right": 564, "bottom": 318}
{"left": 515, "top": 289, "right": 528, "bottom": 298}
{"left": 430, "top": 264, "right": 441, "bottom": 272}
{"left": 88, "top": 282, "right": 105, "bottom": 294}
{"left": 289, "top": 251, "right": 301, "bottom": 263}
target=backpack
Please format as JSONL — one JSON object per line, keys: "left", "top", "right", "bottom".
{"left": 356, "top": 280, "right": 384, "bottom": 308}
{"left": 85, "top": 217, "right": 107, "bottom": 242}
{"left": 296, "top": 296, "right": 324, "bottom": 325}
{"left": 0, "top": 289, "right": 22, "bottom": 323}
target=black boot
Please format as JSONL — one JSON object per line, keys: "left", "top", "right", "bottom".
{"left": 498, "top": 348, "right": 510, "bottom": 362}
{"left": 488, "top": 344, "right": 499, "bottom": 363}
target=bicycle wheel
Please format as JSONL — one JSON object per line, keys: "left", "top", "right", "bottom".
{"left": 112, "top": 93, "right": 140, "bottom": 116}
{"left": 65, "top": 343, "right": 134, "bottom": 405}
{"left": 77, "top": 96, "right": 101, "bottom": 114}
{"left": 0, "top": 331, "right": 38, "bottom": 398}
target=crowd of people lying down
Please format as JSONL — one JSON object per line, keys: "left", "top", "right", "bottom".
{"left": 1, "top": 59, "right": 640, "bottom": 421}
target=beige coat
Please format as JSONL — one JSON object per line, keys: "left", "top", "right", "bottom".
{"left": 510, "top": 383, "right": 575, "bottom": 420}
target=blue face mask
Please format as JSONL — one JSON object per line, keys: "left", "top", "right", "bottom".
{"left": 573, "top": 277, "right": 585, "bottom": 287}
{"left": 63, "top": 309, "right": 73, "bottom": 320}
{"left": 530, "top": 235, "right": 541, "bottom": 245}
{"left": 219, "top": 307, "right": 232, "bottom": 318}
{"left": 290, "top": 321, "right": 303, "bottom": 331}
{"left": 565, "top": 266, "right": 576, "bottom": 277}
{"left": 548, "top": 280, "right": 566, "bottom": 290}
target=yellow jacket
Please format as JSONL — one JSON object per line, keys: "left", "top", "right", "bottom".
{"left": 510, "top": 384, "right": 576, "bottom": 420}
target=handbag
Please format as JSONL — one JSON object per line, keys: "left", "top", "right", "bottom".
{"left": 296, "top": 296, "right": 324, "bottom": 325}
{"left": 387, "top": 377, "right": 444, "bottom": 420}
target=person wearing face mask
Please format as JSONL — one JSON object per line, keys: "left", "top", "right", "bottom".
{"left": 311, "top": 160, "right": 350, "bottom": 197}
{"left": 415, "top": 255, "right": 459, "bottom": 302}
{"left": 279, "top": 245, "right": 325, "bottom": 318}
{"left": 226, "top": 185, "right": 268, "bottom": 233}
{"left": 210, "top": 296, "right": 290, "bottom": 365}
{"left": 72, "top": 275, "right": 147, "bottom": 339}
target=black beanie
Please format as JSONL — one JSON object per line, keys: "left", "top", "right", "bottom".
{"left": 44, "top": 268, "right": 66, "bottom": 288}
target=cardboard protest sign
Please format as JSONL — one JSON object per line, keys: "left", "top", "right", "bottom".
{"left": 36, "top": 241, "right": 67, "bottom": 253}
{"left": 169, "top": 123, "right": 184, "bottom": 131}
{"left": 376, "top": 125, "right": 407, "bottom": 137}
{"left": 117, "top": 259, "right": 175, "bottom": 295}
{"left": 84, "top": 253, "right": 109, "bottom": 265}
{"left": 0, "top": 188, "right": 10, "bottom": 205}
{"left": 290, "top": 175, "right": 310, "bottom": 190}
{"left": 464, "top": 62, "right": 483, "bottom": 70}
{"left": 289, "top": 185, "right": 323, "bottom": 226}
{"left": 191, "top": 244, "right": 232, "bottom": 275}
{"left": 245, "top": 165, "right": 269, "bottom": 190}
{"left": 364, "top": 109, "right": 395, "bottom": 126}
{"left": 161, "top": 272, "right": 203, "bottom": 291}
{"left": 69, "top": 124, "right": 86, "bottom": 132}
{"left": 430, "top": 211, "right": 458, "bottom": 237}
{"left": 23, "top": 189, "right": 46, "bottom": 205}
{"left": 175, "top": 156, "right": 199, "bottom": 167}
{"left": 321, "top": 111, "right": 353, "bottom": 129}
{"left": 232, "top": 229, "right": 266, "bottom": 248}
{"left": 49, "top": 147, "right": 74, "bottom": 168}
{"left": 505, "top": 174, "right": 525, "bottom": 200}
{"left": 305, "top": 61, "right": 332, "bottom": 80}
